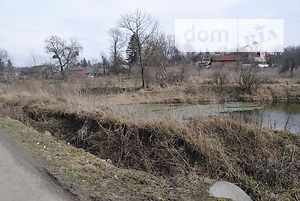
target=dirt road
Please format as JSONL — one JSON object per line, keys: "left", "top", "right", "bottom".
{"left": 0, "top": 131, "right": 75, "bottom": 201}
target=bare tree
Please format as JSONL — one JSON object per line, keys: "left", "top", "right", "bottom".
{"left": 119, "top": 10, "right": 159, "bottom": 88}
{"left": 165, "top": 35, "right": 182, "bottom": 65}
{"left": 238, "top": 67, "right": 260, "bottom": 94}
{"left": 27, "top": 50, "right": 54, "bottom": 67}
{"left": 44, "top": 35, "right": 82, "bottom": 79}
{"left": 0, "top": 49, "right": 8, "bottom": 61}
{"left": 101, "top": 54, "right": 110, "bottom": 75}
{"left": 281, "top": 45, "right": 300, "bottom": 77}
{"left": 29, "top": 50, "right": 39, "bottom": 66}
{"left": 109, "top": 28, "right": 124, "bottom": 74}
{"left": 141, "top": 34, "right": 167, "bottom": 87}
{"left": 0, "top": 49, "right": 9, "bottom": 74}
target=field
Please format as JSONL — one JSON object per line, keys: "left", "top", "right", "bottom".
{"left": 0, "top": 66, "right": 300, "bottom": 200}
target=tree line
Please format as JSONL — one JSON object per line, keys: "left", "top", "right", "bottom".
{"left": 43, "top": 10, "right": 184, "bottom": 84}
{"left": 1, "top": 10, "right": 300, "bottom": 84}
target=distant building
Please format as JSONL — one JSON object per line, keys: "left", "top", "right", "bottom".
{"left": 15, "top": 65, "right": 53, "bottom": 79}
{"left": 251, "top": 52, "right": 269, "bottom": 63}
{"left": 67, "top": 67, "right": 86, "bottom": 78}
{"left": 211, "top": 55, "right": 241, "bottom": 68}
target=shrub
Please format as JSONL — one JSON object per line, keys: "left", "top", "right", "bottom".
{"left": 212, "top": 71, "right": 229, "bottom": 93}
{"left": 238, "top": 67, "right": 260, "bottom": 94}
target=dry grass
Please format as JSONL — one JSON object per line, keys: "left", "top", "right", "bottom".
{"left": 0, "top": 116, "right": 217, "bottom": 201}
{"left": 2, "top": 68, "right": 299, "bottom": 109}
{"left": 7, "top": 100, "right": 300, "bottom": 200}
{"left": 0, "top": 77, "right": 300, "bottom": 200}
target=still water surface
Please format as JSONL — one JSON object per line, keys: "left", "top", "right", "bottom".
{"left": 117, "top": 102, "right": 300, "bottom": 133}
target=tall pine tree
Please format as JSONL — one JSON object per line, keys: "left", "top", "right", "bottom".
{"left": 7, "top": 59, "right": 13, "bottom": 73}
{"left": 81, "top": 58, "right": 88, "bottom": 68}
{"left": 126, "top": 34, "right": 139, "bottom": 65}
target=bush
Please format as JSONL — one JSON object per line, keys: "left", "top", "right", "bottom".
{"left": 212, "top": 71, "right": 229, "bottom": 93}
{"left": 238, "top": 67, "right": 260, "bottom": 94}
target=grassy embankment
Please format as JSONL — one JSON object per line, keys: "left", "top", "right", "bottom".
{"left": 0, "top": 78, "right": 299, "bottom": 200}
{"left": 0, "top": 116, "right": 219, "bottom": 201}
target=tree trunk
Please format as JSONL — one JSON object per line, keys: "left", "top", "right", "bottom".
{"left": 141, "top": 65, "right": 145, "bottom": 88}
{"left": 61, "top": 66, "right": 65, "bottom": 80}
{"left": 290, "top": 67, "right": 294, "bottom": 77}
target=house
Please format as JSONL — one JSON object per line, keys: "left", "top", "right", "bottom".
{"left": 211, "top": 55, "right": 241, "bottom": 68}
{"left": 67, "top": 67, "right": 86, "bottom": 78}
{"left": 251, "top": 52, "right": 269, "bottom": 63}
{"left": 84, "top": 67, "right": 96, "bottom": 77}
{"left": 15, "top": 65, "right": 53, "bottom": 79}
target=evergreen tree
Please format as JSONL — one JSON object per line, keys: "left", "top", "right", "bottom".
{"left": 87, "top": 60, "right": 92, "bottom": 67}
{"left": 126, "top": 34, "right": 139, "bottom": 65}
{"left": 7, "top": 59, "right": 13, "bottom": 73}
{"left": 81, "top": 58, "right": 88, "bottom": 68}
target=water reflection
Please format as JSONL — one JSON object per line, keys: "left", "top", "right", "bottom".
{"left": 235, "top": 104, "right": 300, "bottom": 133}
{"left": 117, "top": 102, "right": 300, "bottom": 133}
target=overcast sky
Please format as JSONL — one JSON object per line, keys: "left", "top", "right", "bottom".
{"left": 1, "top": 0, "right": 300, "bottom": 66}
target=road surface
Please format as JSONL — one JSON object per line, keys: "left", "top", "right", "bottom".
{"left": 0, "top": 131, "right": 75, "bottom": 201}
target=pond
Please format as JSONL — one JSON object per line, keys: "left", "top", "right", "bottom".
{"left": 116, "top": 102, "right": 300, "bottom": 133}
{"left": 235, "top": 103, "right": 300, "bottom": 134}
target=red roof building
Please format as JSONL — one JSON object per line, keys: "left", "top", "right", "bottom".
{"left": 211, "top": 55, "right": 241, "bottom": 68}
{"left": 212, "top": 55, "right": 241, "bottom": 62}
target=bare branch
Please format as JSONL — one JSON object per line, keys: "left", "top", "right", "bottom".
{"left": 45, "top": 35, "right": 82, "bottom": 79}
{"left": 118, "top": 9, "right": 160, "bottom": 88}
